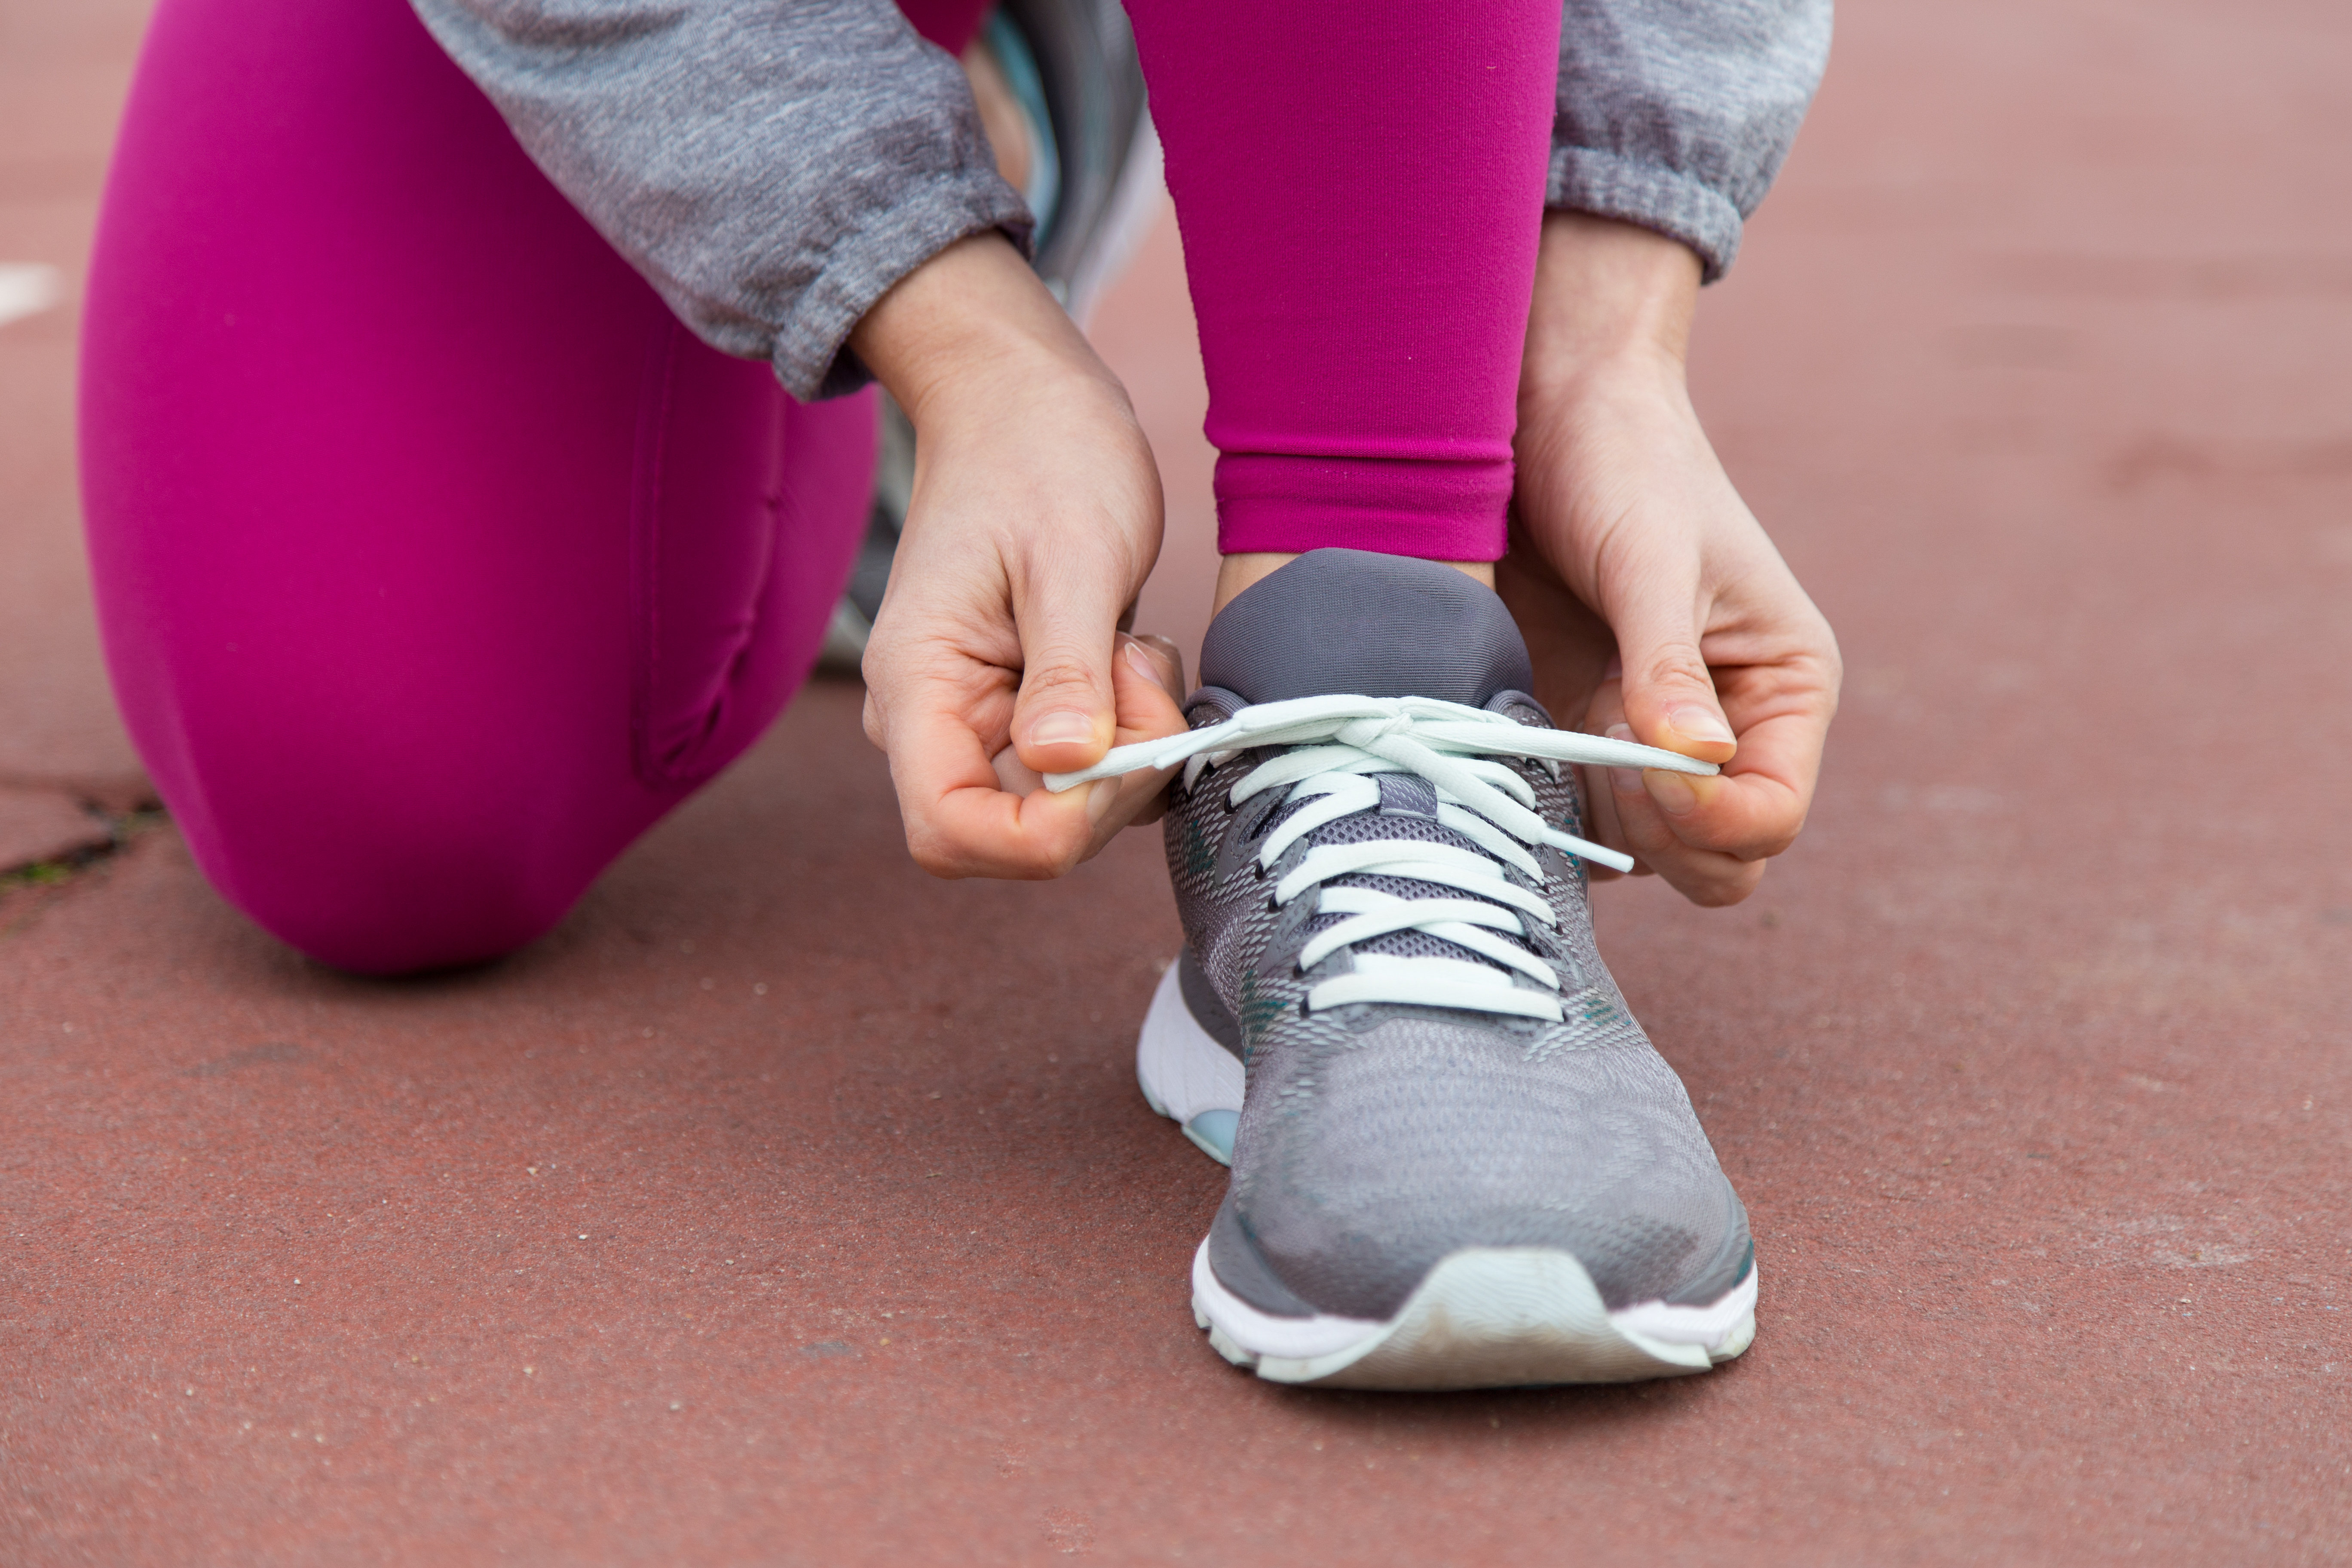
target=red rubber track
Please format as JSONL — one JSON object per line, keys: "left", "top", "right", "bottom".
{"left": 3, "top": 0, "right": 2347, "bottom": 1562}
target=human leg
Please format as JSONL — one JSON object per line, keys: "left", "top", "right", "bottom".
{"left": 1121, "top": 0, "right": 1562, "bottom": 570}
{"left": 80, "top": 0, "right": 872, "bottom": 974}
{"left": 1122, "top": 3, "right": 1832, "bottom": 894}
{"left": 1047, "top": 2, "right": 1761, "bottom": 1387}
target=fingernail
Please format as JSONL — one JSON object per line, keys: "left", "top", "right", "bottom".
{"left": 1027, "top": 710, "right": 1097, "bottom": 749}
{"left": 1663, "top": 705, "right": 1735, "bottom": 747}
{"left": 1124, "top": 640, "right": 1164, "bottom": 684}
{"left": 1605, "top": 724, "right": 1644, "bottom": 795}
{"left": 1643, "top": 769, "right": 1699, "bottom": 816}
{"left": 1085, "top": 779, "right": 1119, "bottom": 824}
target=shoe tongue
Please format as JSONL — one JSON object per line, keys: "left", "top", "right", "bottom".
{"left": 1197, "top": 548, "right": 1534, "bottom": 707}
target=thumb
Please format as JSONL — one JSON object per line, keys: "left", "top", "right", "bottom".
{"left": 1008, "top": 571, "right": 1126, "bottom": 777}
{"left": 1612, "top": 596, "right": 1736, "bottom": 768}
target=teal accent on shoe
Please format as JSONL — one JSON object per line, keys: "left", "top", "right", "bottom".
{"left": 1183, "top": 1109, "right": 1238, "bottom": 1166}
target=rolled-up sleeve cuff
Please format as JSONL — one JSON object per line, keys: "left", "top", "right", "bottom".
{"left": 772, "top": 182, "right": 1035, "bottom": 402}
{"left": 1546, "top": 146, "right": 1745, "bottom": 284}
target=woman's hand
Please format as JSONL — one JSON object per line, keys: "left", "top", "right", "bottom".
{"left": 851, "top": 232, "right": 1187, "bottom": 879}
{"left": 1503, "top": 214, "right": 1841, "bottom": 906}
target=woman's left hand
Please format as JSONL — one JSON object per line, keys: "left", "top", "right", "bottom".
{"left": 1502, "top": 214, "right": 1841, "bottom": 907}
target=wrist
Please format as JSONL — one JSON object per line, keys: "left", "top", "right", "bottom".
{"left": 848, "top": 230, "right": 1115, "bottom": 435}
{"left": 1519, "top": 212, "right": 1701, "bottom": 407}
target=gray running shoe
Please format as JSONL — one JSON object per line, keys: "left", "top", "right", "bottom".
{"left": 1059, "top": 549, "right": 1758, "bottom": 1390}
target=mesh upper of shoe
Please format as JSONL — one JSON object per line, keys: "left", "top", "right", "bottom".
{"left": 1199, "top": 723, "right": 1751, "bottom": 1312}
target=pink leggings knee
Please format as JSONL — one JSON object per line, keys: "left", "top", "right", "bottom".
{"left": 80, "top": 0, "right": 1561, "bottom": 973}
{"left": 80, "top": 0, "right": 878, "bottom": 973}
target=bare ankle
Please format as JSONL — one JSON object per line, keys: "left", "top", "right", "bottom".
{"left": 1213, "top": 551, "right": 1494, "bottom": 616}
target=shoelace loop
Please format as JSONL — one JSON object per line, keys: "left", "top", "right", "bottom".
{"left": 1048, "top": 695, "right": 1719, "bottom": 1022}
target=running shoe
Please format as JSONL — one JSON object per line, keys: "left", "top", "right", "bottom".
{"left": 1053, "top": 549, "right": 1759, "bottom": 1389}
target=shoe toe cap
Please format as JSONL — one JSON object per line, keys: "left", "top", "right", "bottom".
{"left": 1226, "top": 1017, "right": 1749, "bottom": 1320}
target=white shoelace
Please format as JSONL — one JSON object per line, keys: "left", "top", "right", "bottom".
{"left": 1047, "top": 695, "right": 1718, "bottom": 1022}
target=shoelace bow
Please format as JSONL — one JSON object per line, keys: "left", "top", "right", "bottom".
{"left": 1048, "top": 695, "right": 1718, "bottom": 1022}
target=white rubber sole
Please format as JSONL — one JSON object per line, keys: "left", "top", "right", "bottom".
{"left": 1193, "top": 1241, "right": 1757, "bottom": 1390}
{"left": 1134, "top": 960, "right": 1244, "bottom": 1164}
{"left": 1138, "top": 954, "right": 1759, "bottom": 1388}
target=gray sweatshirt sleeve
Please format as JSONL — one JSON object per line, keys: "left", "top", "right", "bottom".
{"left": 410, "top": 0, "right": 1032, "bottom": 400}
{"left": 1548, "top": 0, "right": 1832, "bottom": 281}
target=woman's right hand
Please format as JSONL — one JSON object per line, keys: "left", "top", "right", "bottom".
{"left": 850, "top": 232, "right": 1188, "bottom": 880}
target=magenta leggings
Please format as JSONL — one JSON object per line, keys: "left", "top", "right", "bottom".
{"left": 80, "top": 0, "right": 1560, "bottom": 973}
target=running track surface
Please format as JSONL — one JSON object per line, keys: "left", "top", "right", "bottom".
{"left": 3, "top": 2, "right": 2348, "bottom": 1562}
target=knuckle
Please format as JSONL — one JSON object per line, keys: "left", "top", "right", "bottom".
{"left": 1007, "top": 842, "right": 1080, "bottom": 881}
{"left": 1683, "top": 818, "right": 1761, "bottom": 856}
{"left": 1683, "top": 861, "right": 1766, "bottom": 907}
{"left": 1020, "top": 658, "right": 1102, "bottom": 700}
{"left": 902, "top": 815, "right": 980, "bottom": 881}
{"left": 909, "top": 848, "right": 964, "bottom": 881}
{"left": 1636, "top": 644, "right": 1715, "bottom": 696}
{"left": 1698, "top": 803, "right": 1805, "bottom": 860}
{"left": 1617, "top": 808, "right": 1681, "bottom": 855}
{"left": 1693, "top": 865, "right": 1768, "bottom": 912}
{"left": 904, "top": 832, "right": 967, "bottom": 881}
{"left": 1017, "top": 681, "right": 1106, "bottom": 724}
